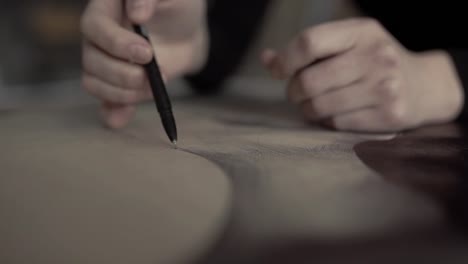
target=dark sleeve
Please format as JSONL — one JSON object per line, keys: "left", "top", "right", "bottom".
{"left": 184, "top": 0, "right": 272, "bottom": 95}
{"left": 447, "top": 50, "right": 468, "bottom": 122}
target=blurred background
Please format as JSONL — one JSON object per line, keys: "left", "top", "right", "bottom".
{"left": 0, "top": 0, "right": 357, "bottom": 108}
{"left": 0, "top": 1, "right": 85, "bottom": 85}
{"left": 0, "top": 0, "right": 87, "bottom": 108}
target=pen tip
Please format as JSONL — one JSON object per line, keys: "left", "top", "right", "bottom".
{"left": 172, "top": 140, "right": 178, "bottom": 149}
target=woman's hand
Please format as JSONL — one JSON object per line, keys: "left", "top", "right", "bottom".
{"left": 80, "top": 0, "right": 208, "bottom": 128}
{"left": 262, "top": 18, "right": 464, "bottom": 132}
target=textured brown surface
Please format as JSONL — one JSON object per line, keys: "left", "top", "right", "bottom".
{"left": 355, "top": 124, "right": 468, "bottom": 231}
{"left": 0, "top": 105, "right": 231, "bottom": 264}
{"left": 1, "top": 90, "right": 467, "bottom": 263}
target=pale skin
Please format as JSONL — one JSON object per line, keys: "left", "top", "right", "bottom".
{"left": 81, "top": 0, "right": 208, "bottom": 128}
{"left": 81, "top": 0, "right": 465, "bottom": 132}
{"left": 261, "top": 18, "right": 464, "bottom": 132}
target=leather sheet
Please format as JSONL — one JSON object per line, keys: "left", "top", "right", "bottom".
{"left": 0, "top": 87, "right": 450, "bottom": 263}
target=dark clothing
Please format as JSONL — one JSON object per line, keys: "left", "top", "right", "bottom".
{"left": 186, "top": 1, "right": 468, "bottom": 121}
{"left": 185, "top": 0, "right": 272, "bottom": 95}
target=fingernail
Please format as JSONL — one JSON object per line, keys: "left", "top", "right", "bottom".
{"left": 129, "top": 44, "right": 152, "bottom": 64}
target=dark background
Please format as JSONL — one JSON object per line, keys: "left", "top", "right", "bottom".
{"left": 0, "top": 1, "right": 86, "bottom": 86}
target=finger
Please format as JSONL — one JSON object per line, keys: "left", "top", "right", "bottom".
{"left": 82, "top": 74, "right": 146, "bottom": 104}
{"left": 272, "top": 19, "right": 362, "bottom": 78}
{"left": 85, "top": 0, "right": 124, "bottom": 20}
{"left": 126, "top": 0, "right": 159, "bottom": 24}
{"left": 261, "top": 49, "right": 282, "bottom": 79}
{"left": 81, "top": 3, "right": 152, "bottom": 63}
{"left": 330, "top": 103, "right": 406, "bottom": 133}
{"left": 261, "top": 49, "right": 276, "bottom": 66}
{"left": 300, "top": 80, "right": 378, "bottom": 121}
{"left": 287, "top": 51, "right": 368, "bottom": 103}
{"left": 82, "top": 42, "right": 149, "bottom": 90}
{"left": 101, "top": 102, "right": 136, "bottom": 129}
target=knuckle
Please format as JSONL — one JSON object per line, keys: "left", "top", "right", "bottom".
{"left": 376, "top": 76, "right": 401, "bottom": 101}
{"left": 121, "top": 92, "right": 139, "bottom": 104}
{"left": 122, "top": 68, "right": 145, "bottom": 88}
{"left": 382, "top": 101, "right": 407, "bottom": 127}
{"left": 110, "top": 88, "right": 135, "bottom": 104}
{"left": 297, "top": 29, "right": 317, "bottom": 56}
{"left": 360, "top": 17, "right": 383, "bottom": 31}
{"left": 113, "top": 92, "right": 127, "bottom": 103}
{"left": 375, "top": 43, "right": 401, "bottom": 69}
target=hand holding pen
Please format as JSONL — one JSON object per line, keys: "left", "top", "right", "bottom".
{"left": 80, "top": 0, "right": 208, "bottom": 129}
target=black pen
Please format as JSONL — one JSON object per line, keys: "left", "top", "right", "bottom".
{"left": 132, "top": 25, "right": 178, "bottom": 148}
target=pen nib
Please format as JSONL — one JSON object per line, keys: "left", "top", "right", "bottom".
{"left": 172, "top": 140, "right": 178, "bottom": 149}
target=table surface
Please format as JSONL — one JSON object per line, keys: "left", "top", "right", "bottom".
{"left": 1, "top": 78, "right": 468, "bottom": 264}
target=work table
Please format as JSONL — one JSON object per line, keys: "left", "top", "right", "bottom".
{"left": 1, "top": 78, "right": 467, "bottom": 264}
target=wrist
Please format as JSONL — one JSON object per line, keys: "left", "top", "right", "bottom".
{"left": 413, "top": 50, "right": 465, "bottom": 124}
{"left": 187, "top": 26, "right": 210, "bottom": 75}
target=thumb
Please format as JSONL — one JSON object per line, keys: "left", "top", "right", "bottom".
{"left": 261, "top": 49, "right": 277, "bottom": 69}
{"left": 126, "top": 0, "right": 159, "bottom": 24}
{"left": 261, "top": 49, "right": 283, "bottom": 80}
{"left": 101, "top": 102, "right": 136, "bottom": 129}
